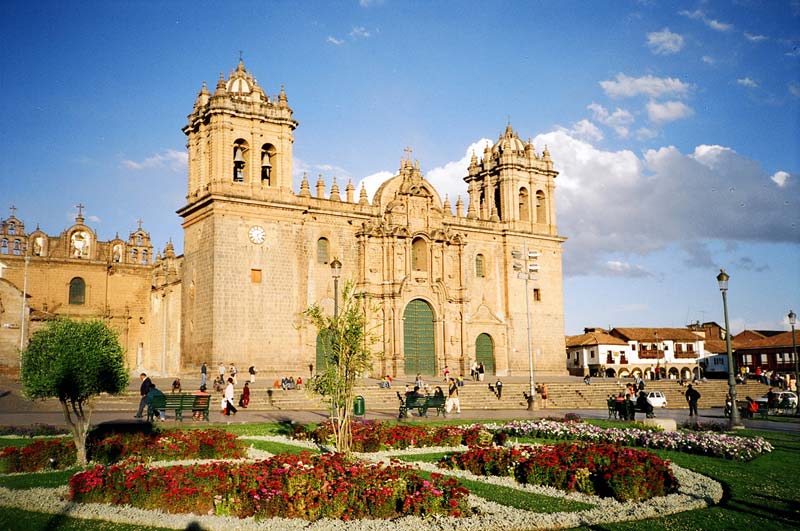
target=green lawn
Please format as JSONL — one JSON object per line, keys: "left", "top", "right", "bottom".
{"left": 0, "top": 423, "right": 797, "bottom": 530}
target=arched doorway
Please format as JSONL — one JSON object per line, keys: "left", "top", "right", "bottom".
{"left": 403, "top": 299, "right": 435, "bottom": 376}
{"left": 475, "top": 333, "right": 495, "bottom": 375}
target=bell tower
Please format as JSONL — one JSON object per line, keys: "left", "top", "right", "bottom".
{"left": 182, "top": 59, "right": 298, "bottom": 203}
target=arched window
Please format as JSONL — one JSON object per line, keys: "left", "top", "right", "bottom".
{"left": 412, "top": 237, "right": 428, "bottom": 272}
{"left": 317, "top": 237, "right": 329, "bottom": 264}
{"left": 475, "top": 254, "right": 485, "bottom": 278}
{"left": 233, "top": 139, "right": 248, "bottom": 183}
{"left": 69, "top": 277, "right": 85, "bottom": 305}
{"left": 536, "top": 190, "right": 546, "bottom": 224}
{"left": 261, "top": 143, "right": 276, "bottom": 185}
{"left": 493, "top": 187, "right": 502, "bottom": 219}
{"left": 141, "top": 249, "right": 149, "bottom": 264}
{"left": 8, "top": 222, "right": 15, "bottom": 234}
{"left": 518, "top": 187, "right": 530, "bottom": 221}
{"left": 12, "top": 240, "right": 21, "bottom": 255}
{"left": 0, "top": 239, "right": 7, "bottom": 254}
{"left": 131, "top": 249, "right": 138, "bottom": 262}
{"left": 136, "top": 234, "right": 143, "bottom": 246}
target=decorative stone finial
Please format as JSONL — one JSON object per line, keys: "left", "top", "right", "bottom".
{"left": 299, "top": 172, "right": 311, "bottom": 197}
{"left": 443, "top": 194, "right": 452, "bottom": 215}
{"left": 359, "top": 183, "right": 369, "bottom": 205}
{"left": 330, "top": 177, "right": 341, "bottom": 201}
{"left": 316, "top": 174, "right": 326, "bottom": 199}
{"left": 455, "top": 196, "right": 464, "bottom": 218}
{"left": 279, "top": 85, "right": 288, "bottom": 107}
{"left": 346, "top": 180, "right": 355, "bottom": 203}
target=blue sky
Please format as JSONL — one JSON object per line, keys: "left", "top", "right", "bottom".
{"left": 1, "top": 0, "right": 798, "bottom": 335}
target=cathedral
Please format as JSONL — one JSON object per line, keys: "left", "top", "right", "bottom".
{"left": 0, "top": 60, "right": 567, "bottom": 379}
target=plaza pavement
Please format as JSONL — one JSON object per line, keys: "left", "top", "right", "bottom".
{"left": 0, "top": 373, "right": 796, "bottom": 434}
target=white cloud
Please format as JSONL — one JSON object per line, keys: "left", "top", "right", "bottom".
{"left": 600, "top": 73, "right": 690, "bottom": 99}
{"left": 737, "top": 77, "right": 758, "bottom": 88}
{"left": 528, "top": 131, "right": 797, "bottom": 276}
{"left": 647, "top": 28, "right": 684, "bottom": 55}
{"left": 587, "top": 103, "right": 634, "bottom": 137}
{"left": 707, "top": 19, "right": 733, "bottom": 32}
{"left": 646, "top": 100, "right": 694, "bottom": 124}
{"left": 789, "top": 82, "right": 800, "bottom": 98}
{"left": 605, "top": 261, "right": 653, "bottom": 277}
{"left": 770, "top": 170, "right": 790, "bottom": 187}
{"left": 679, "top": 9, "right": 733, "bottom": 32}
{"left": 566, "top": 119, "right": 604, "bottom": 142}
{"left": 744, "top": 32, "right": 768, "bottom": 42}
{"left": 349, "top": 26, "right": 372, "bottom": 39}
{"left": 635, "top": 127, "right": 658, "bottom": 140}
{"left": 702, "top": 55, "right": 715, "bottom": 65}
{"left": 87, "top": 215, "right": 101, "bottom": 223}
{"left": 327, "top": 36, "right": 344, "bottom": 45}
{"left": 121, "top": 149, "right": 187, "bottom": 172}
{"left": 358, "top": 171, "right": 395, "bottom": 202}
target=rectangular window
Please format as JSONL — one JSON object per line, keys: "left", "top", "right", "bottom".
{"left": 250, "top": 269, "right": 262, "bottom": 283}
{"left": 687, "top": 344, "right": 694, "bottom": 352}
{"left": 533, "top": 288, "right": 541, "bottom": 302}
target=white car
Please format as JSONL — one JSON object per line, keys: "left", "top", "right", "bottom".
{"left": 754, "top": 391, "right": 797, "bottom": 409}
{"left": 646, "top": 391, "right": 668, "bottom": 408}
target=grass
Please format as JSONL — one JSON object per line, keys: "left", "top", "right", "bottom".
{"left": 0, "top": 423, "right": 797, "bottom": 530}
{"left": 245, "top": 439, "right": 315, "bottom": 455}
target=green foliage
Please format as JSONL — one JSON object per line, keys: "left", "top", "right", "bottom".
{"left": 21, "top": 319, "right": 129, "bottom": 403}
{"left": 303, "top": 282, "right": 379, "bottom": 452}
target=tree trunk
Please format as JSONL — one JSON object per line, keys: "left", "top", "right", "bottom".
{"left": 60, "top": 399, "right": 91, "bottom": 465}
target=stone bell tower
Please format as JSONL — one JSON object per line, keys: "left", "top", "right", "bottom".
{"left": 178, "top": 60, "right": 299, "bottom": 369}
{"left": 182, "top": 59, "right": 298, "bottom": 202}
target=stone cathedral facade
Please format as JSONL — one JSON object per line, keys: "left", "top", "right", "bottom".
{"left": 0, "top": 60, "right": 567, "bottom": 379}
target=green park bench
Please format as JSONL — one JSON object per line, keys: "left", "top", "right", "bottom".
{"left": 398, "top": 394, "right": 446, "bottom": 418}
{"left": 147, "top": 394, "right": 211, "bottom": 422}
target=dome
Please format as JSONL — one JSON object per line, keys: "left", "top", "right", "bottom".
{"left": 491, "top": 123, "right": 527, "bottom": 155}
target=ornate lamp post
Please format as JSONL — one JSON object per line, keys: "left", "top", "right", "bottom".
{"left": 789, "top": 310, "right": 798, "bottom": 416}
{"left": 330, "top": 258, "right": 342, "bottom": 319}
{"left": 512, "top": 247, "right": 539, "bottom": 410}
{"left": 716, "top": 269, "right": 743, "bottom": 429}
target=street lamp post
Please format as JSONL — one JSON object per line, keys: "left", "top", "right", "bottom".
{"left": 716, "top": 269, "right": 743, "bottom": 429}
{"left": 788, "top": 310, "right": 798, "bottom": 416}
{"left": 512, "top": 246, "right": 539, "bottom": 410}
{"left": 330, "top": 258, "right": 342, "bottom": 319}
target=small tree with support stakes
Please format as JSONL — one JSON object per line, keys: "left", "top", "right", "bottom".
{"left": 304, "top": 282, "right": 377, "bottom": 453}
{"left": 20, "top": 318, "right": 129, "bottom": 465}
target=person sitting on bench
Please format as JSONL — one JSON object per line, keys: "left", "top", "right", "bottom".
{"left": 636, "top": 390, "right": 654, "bottom": 418}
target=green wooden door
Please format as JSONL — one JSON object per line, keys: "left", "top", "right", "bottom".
{"left": 475, "top": 333, "right": 495, "bottom": 375}
{"left": 403, "top": 299, "right": 435, "bottom": 376}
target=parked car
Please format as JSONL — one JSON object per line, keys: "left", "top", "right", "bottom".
{"left": 646, "top": 391, "right": 668, "bottom": 408}
{"left": 754, "top": 391, "right": 797, "bottom": 409}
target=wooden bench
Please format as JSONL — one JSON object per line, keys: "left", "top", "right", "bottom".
{"left": 147, "top": 394, "right": 211, "bottom": 422}
{"left": 398, "top": 394, "right": 446, "bottom": 418}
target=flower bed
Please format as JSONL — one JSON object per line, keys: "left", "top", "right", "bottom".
{"left": 70, "top": 451, "right": 470, "bottom": 521}
{"left": 439, "top": 442, "right": 678, "bottom": 502}
{"left": 0, "top": 429, "right": 245, "bottom": 473}
{"left": 296, "top": 420, "right": 505, "bottom": 451}
{"left": 0, "top": 438, "right": 76, "bottom": 473}
{"left": 491, "top": 419, "right": 773, "bottom": 461}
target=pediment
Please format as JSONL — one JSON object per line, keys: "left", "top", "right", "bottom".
{"left": 470, "top": 302, "right": 504, "bottom": 324}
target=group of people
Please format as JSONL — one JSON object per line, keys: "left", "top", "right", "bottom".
{"left": 134, "top": 373, "right": 211, "bottom": 421}
{"left": 469, "top": 361, "right": 486, "bottom": 381}
{"left": 402, "top": 377, "right": 462, "bottom": 414}
{"left": 608, "top": 390, "right": 654, "bottom": 420}
{"left": 753, "top": 367, "right": 790, "bottom": 389}
{"left": 274, "top": 376, "right": 302, "bottom": 390}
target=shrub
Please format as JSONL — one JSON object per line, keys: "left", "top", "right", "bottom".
{"left": 0, "top": 438, "right": 76, "bottom": 473}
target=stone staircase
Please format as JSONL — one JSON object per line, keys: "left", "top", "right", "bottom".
{"left": 89, "top": 378, "right": 770, "bottom": 413}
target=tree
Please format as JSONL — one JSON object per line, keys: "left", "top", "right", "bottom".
{"left": 20, "top": 318, "right": 129, "bottom": 464}
{"left": 304, "top": 282, "right": 377, "bottom": 453}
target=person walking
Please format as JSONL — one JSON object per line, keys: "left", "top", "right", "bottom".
{"left": 200, "top": 362, "right": 207, "bottom": 388}
{"left": 478, "top": 362, "right": 485, "bottom": 382}
{"left": 230, "top": 364, "right": 238, "bottom": 385}
{"left": 224, "top": 377, "right": 237, "bottom": 416}
{"left": 218, "top": 363, "right": 226, "bottom": 383}
{"left": 248, "top": 365, "right": 256, "bottom": 383}
{"left": 495, "top": 379, "right": 503, "bottom": 399}
{"left": 239, "top": 381, "right": 250, "bottom": 408}
{"left": 685, "top": 384, "right": 701, "bottom": 416}
{"left": 446, "top": 378, "right": 461, "bottom": 414}
{"left": 540, "top": 383, "right": 549, "bottom": 408}
{"left": 134, "top": 373, "right": 152, "bottom": 418}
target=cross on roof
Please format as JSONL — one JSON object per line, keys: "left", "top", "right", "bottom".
{"left": 404, "top": 146, "right": 413, "bottom": 159}
{"left": 9, "top": 205, "right": 16, "bottom": 218}
{"left": 137, "top": 218, "right": 144, "bottom": 230}
{"left": 75, "top": 203, "right": 85, "bottom": 218}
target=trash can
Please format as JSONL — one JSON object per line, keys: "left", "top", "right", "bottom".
{"left": 353, "top": 395, "right": 365, "bottom": 417}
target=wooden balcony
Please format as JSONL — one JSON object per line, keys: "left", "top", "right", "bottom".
{"left": 638, "top": 349, "right": 664, "bottom": 359}
{"left": 674, "top": 351, "right": 698, "bottom": 359}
